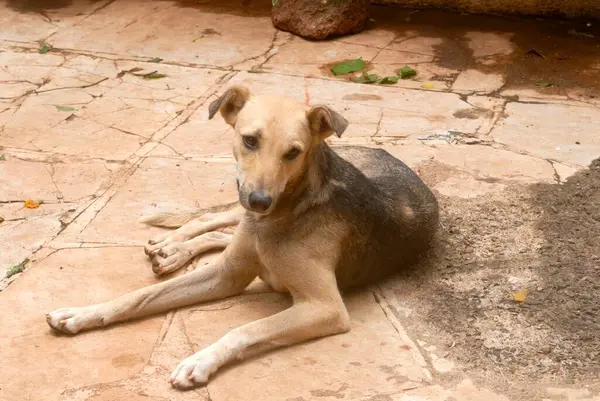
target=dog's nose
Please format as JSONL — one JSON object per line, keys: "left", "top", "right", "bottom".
{"left": 248, "top": 191, "right": 272, "bottom": 212}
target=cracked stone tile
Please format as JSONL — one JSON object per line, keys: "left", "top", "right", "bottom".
{"left": 62, "top": 312, "right": 208, "bottom": 401}
{"left": 0, "top": 202, "right": 76, "bottom": 276}
{"left": 0, "top": 247, "right": 165, "bottom": 401}
{"left": 261, "top": 37, "right": 380, "bottom": 77}
{"left": 431, "top": 144, "right": 556, "bottom": 183}
{"left": 62, "top": 54, "right": 121, "bottom": 78}
{"left": 388, "top": 35, "right": 444, "bottom": 55}
{"left": 159, "top": 105, "right": 234, "bottom": 158}
{"left": 386, "top": 141, "right": 556, "bottom": 184}
{"left": 466, "top": 95, "right": 506, "bottom": 111}
{"left": 397, "top": 379, "right": 510, "bottom": 401}
{"left": 181, "top": 291, "right": 429, "bottom": 401}
{"left": 34, "top": 67, "right": 110, "bottom": 93}
{"left": 0, "top": 50, "right": 65, "bottom": 67}
{"left": 26, "top": 117, "right": 144, "bottom": 160}
{"left": 382, "top": 142, "right": 438, "bottom": 169}
{"left": 0, "top": 154, "right": 115, "bottom": 202}
{"left": 0, "top": 0, "right": 114, "bottom": 42}
{"left": 491, "top": 102, "right": 600, "bottom": 166}
{"left": 88, "top": 104, "right": 180, "bottom": 139}
{"left": 50, "top": 0, "right": 275, "bottom": 67}
{"left": 452, "top": 70, "right": 506, "bottom": 94}
{"left": 500, "top": 87, "right": 569, "bottom": 102}
{"left": 465, "top": 31, "right": 515, "bottom": 59}
{"left": 434, "top": 173, "right": 507, "bottom": 198}
{"left": 1, "top": 64, "right": 56, "bottom": 86}
{"left": 1, "top": 59, "right": 224, "bottom": 152}
{"left": 111, "top": 61, "right": 226, "bottom": 99}
{"left": 335, "top": 29, "right": 398, "bottom": 49}
{"left": 1, "top": 89, "right": 96, "bottom": 137}
{"left": 0, "top": 81, "right": 37, "bottom": 99}
{"left": 0, "top": 156, "right": 61, "bottom": 201}
{"left": 552, "top": 162, "right": 581, "bottom": 183}
{"left": 71, "top": 157, "right": 238, "bottom": 245}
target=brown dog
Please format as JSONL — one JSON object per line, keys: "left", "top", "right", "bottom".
{"left": 46, "top": 86, "right": 439, "bottom": 389}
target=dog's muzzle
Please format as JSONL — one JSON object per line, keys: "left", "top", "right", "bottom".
{"left": 248, "top": 191, "right": 272, "bottom": 213}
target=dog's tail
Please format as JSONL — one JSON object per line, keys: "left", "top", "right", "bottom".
{"left": 139, "top": 202, "right": 239, "bottom": 228}
{"left": 138, "top": 211, "right": 203, "bottom": 228}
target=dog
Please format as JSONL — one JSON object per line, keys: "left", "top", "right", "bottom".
{"left": 46, "top": 86, "right": 439, "bottom": 390}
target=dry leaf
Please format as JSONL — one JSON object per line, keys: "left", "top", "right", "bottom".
{"left": 421, "top": 82, "right": 435, "bottom": 89}
{"left": 24, "top": 199, "right": 42, "bottom": 209}
{"left": 513, "top": 288, "right": 529, "bottom": 303}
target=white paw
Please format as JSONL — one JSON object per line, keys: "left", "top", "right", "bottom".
{"left": 144, "top": 232, "right": 184, "bottom": 256}
{"left": 147, "top": 242, "right": 194, "bottom": 275}
{"left": 169, "top": 350, "right": 220, "bottom": 390}
{"left": 46, "top": 306, "right": 104, "bottom": 334}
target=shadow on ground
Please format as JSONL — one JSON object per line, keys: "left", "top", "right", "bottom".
{"left": 389, "top": 159, "right": 600, "bottom": 397}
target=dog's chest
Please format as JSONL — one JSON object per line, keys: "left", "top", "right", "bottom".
{"left": 253, "top": 229, "right": 291, "bottom": 293}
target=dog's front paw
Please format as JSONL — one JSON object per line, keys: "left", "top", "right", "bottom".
{"left": 46, "top": 306, "right": 104, "bottom": 334}
{"left": 144, "top": 232, "right": 183, "bottom": 256}
{"left": 148, "top": 242, "right": 194, "bottom": 275}
{"left": 169, "top": 351, "right": 220, "bottom": 390}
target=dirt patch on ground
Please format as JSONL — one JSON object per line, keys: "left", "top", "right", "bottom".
{"left": 388, "top": 159, "right": 600, "bottom": 398}
{"left": 368, "top": 7, "right": 600, "bottom": 98}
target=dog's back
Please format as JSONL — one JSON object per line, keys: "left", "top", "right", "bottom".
{"left": 325, "top": 145, "right": 439, "bottom": 289}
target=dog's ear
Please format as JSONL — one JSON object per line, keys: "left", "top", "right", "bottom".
{"left": 208, "top": 86, "right": 251, "bottom": 126}
{"left": 306, "top": 105, "right": 349, "bottom": 140}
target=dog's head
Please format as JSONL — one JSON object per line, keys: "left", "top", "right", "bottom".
{"left": 208, "top": 85, "right": 348, "bottom": 215}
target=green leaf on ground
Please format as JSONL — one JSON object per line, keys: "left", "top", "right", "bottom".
{"left": 536, "top": 82, "right": 553, "bottom": 87}
{"left": 142, "top": 71, "right": 167, "bottom": 80}
{"left": 398, "top": 66, "right": 417, "bottom": 79}
{"left": 55, "top": 105, "right": 76, "bottom": 112}
{"left": 6, "top": 258, "right": 29, "bottom": 278}
{"left": 378, "top": 76, "right": 399, "bottom": 84}
{"left": 272, "top": 0, "right": 279, "bottom": 5}
{"left": 39, "top": 44, "right": 51, "bottom": 54}
{"left": 331, "top": 59, "right": 366, "bottom": 76}
{"left": 149, "top": 57, "right": 163, "bottom": 63}
{"left": 350, "top": 73, "right": 379, "bottom": 84}
{"left": 0, "top": 154, "right": 5, "bottom": 161}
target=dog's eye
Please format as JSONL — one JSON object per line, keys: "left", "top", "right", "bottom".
{"left": 283, "top": 147, "right": 301, "bottom": 161}
{"left": 242, "top": 136, "right": 258, "bottom": 150}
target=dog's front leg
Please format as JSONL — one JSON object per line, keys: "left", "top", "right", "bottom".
{"left": 169, "top": 269, "right": 350, "bottom": 389}
{"left": 46, "top": 232, "right": 259, "bottom": 334}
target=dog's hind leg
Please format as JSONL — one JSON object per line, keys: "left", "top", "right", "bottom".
{"left": 46, "top": 229, "right": 259, "bottom": 335}
{"left": 150, "top": 231, "right": 233, "bottom": 275}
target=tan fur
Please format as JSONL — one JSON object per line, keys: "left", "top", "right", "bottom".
{"left": 45, "top": 86, "right": 433, "bottom": 390}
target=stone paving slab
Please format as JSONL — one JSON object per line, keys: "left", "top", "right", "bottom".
{"left": 0, "top": 247, "right": 165, "bottom": 401}
{"left": 186, "top": 291, "right": 430, "bottom": 401}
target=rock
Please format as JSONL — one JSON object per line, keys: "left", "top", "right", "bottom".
{"left": 272, "top": 0, "right": 369, "bottom": 40}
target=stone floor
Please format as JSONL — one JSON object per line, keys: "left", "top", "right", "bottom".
{"left": 1, "top": 1, "right": 600, "bottom": 401}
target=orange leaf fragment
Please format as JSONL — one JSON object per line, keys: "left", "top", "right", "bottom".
{"left": 513, "top": 288, "right": 529, "bottom": 303}
{"left": 24, "top": 199, "right": 42, "bottom": 209}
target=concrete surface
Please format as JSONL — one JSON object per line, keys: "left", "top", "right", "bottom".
{"left": 1, "top": 1, "right": 599, "bottom": 401}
